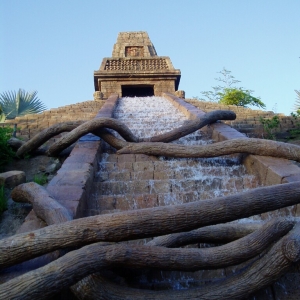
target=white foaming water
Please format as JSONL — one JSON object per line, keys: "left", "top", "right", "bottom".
{"left": 95, "top": 96, "right": 260, "bottom": 291}
{"left": 112, "top": 96, "right": 258, "bottom": 203}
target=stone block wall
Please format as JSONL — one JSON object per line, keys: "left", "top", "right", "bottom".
{"left": 99, "top": 80, "right": 176, "bottom": 98}
{"left": 185, "top": 99, "right": 297, "bottom": 138}
{"left": 0, "top": 100, "right": 105, "bottom": 142}
{"left": 112, "top": 31, "right": 157, "bottom": 58}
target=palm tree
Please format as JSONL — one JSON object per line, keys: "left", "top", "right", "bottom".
{"left": 0, "top": 89, "right": 46, "bottom": 121}
{"left": 293, "top": 90, "right": 300, "bottom": 112}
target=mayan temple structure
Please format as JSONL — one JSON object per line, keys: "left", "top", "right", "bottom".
{"left": 2, "top": 31, "right": 300, "bottom": 300}
{"left": 93, "top": 31, "right": 182, "bottom": 99}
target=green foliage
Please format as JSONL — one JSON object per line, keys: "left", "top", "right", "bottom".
{"left": 289, "top": 110, "right": 300, "bottom": 139}
{"left": 293, "top": 90, "right": 300, "bottom": 112}
{"left": 33, "top": 174, "right": 48, "bottom": 185}
{"left": 0, "top": 126, "right": 15, "bottom": 167}
{"left": 0, "top": 185, "right": 7, "bottom": 213}
{"left": 0, "top": 105, "right": 6, "bottom": 122}
{"left": 200, "top": 68, "right": 265, "bottom": 109}
{"left": 259, "top": 115, "right": 280, "bottom": 140}
{"left": 0, "top": 89, "right": 46, "bottom": 120}
{"left": 219, "top": 88, "right": 266, "bottom": 109}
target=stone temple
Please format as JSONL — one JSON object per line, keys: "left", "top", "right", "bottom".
{"left": 93, "top": 31, "right": 182, "bottom": 99}
{"left": 2, "top": 31, "right": 300, "bottom": 300}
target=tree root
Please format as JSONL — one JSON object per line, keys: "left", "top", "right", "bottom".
{"left": 12, "top": 109, "right": 234, "bottom": 156}
{"left": 117, "top": 138, "right": 300, "bottom": 162}
{"left": 1, "top": 181, "right": 300, "bottom": 269}
{"left": 0, "top": 218, "right": 293, "bottom": 300}
{"left": 147, "top": 222, "right": 263, "bottom": 247}
{"left": 71, "top": 223, "right": 300, "bottom": 300}
{"left": 11, "top": 182, "right": 72, "bottom": 225}
{"left": 16, "top": 121, "right": 84, "bottom": 157}
{"left": 47, "top": 118, "right": 139, "bottom": 156}
{"left": 140, "top": 110, "right": 236, "bottom": 143}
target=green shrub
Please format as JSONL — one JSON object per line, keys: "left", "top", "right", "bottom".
{"left": 33, "top": 174, "right": 48, "bottom": 185}
{"left": 200, "top": 68, "right": 266, "bottom": 109}
{"left": 259, "top": 116, "right": 280, "bottom": 140}
{"left": 0, "top": 185, "right": 7, "bottom": 213}
{"left": 219, "top": 88, "right": 266, "bottom": 109}
{"left": 289, "top": 111, "right": 300, "bottom": 139}
{"left": 0, "top": 126, "right": 15, "bottom": 167}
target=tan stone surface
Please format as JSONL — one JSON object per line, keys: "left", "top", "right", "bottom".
{"left": 0, "top": 171, "right": 26, "bottom": 188}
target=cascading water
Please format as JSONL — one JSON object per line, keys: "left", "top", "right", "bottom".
{"left": 111, "top": 96, "right": 258, "bottom": 203}
{"left": 90, "top": 96, "right": 259, "bottom": 291}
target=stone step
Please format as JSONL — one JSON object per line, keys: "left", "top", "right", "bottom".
{"left": 88, "top": 177, "right": 258, "bottom": 215}
{"left": 97, "top": 165, "right": 246, "bottom": 182}
{"left": 98, "top": 158, "right": 243, "bottom": 174}
{"left": 93, "top": 176, "right": 258, "bottom": 196}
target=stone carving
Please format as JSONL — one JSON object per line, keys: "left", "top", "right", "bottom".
{"left": 94, "top": 31, "right": 181, "bottom": 99}
{"left": 104, "top": 58, "right": 169, "bottom": 71}
{"left": 125, "top": 46, "right": 144, "bottom": 57}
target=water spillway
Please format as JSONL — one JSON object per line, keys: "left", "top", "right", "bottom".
{"left": 90, "top": 96, "right": 258, "bottom": 215}
{"left": 88, "top": 96, "right": 259, "bottom": 290}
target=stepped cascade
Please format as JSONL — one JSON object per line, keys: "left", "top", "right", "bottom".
{"left": 2, "top": 31, "right": 300, "bottom": 299}
{"left": 89, "top": 96, "right": 258, "bottom": 217}
{"left": 86, "top": 96, "right": 260, "bottom": 291}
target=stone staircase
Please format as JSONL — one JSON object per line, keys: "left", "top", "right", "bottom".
{"left": 88, "top": 96, "right": 257, "bottom": 218}
{"left": 85, "top": 96, "right": 259, "bottom": 291}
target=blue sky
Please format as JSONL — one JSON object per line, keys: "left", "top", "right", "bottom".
{"left": 1, "top": 0, "right": 299, "bottom": 115}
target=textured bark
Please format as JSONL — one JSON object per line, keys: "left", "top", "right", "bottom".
{"left": 141, "top": 110, "right": 236, "bottom": 143}
{"left": 7, "top": 137, "right": 25, "bottom": 150}
{"left": 11, "top": 182, "right": 72, "bottom": 225}
{"left": 47, "top": 118, "right": 139, "bottom": 156}
{"left": 70, "top": 223, "right": 300, "bottom": 300}
{"left": 93, "top": 128, "right": 129, "bottom": 150}
{"left": 147, "top": 222, "right": 263, "bottom": 247}
{"left": 45, "top": 110, "right": 236, "bottom": 156}
{"left": 1, "top": 181, "right": 300, "bottom": 269}
{"left": 16, "top": 121, "right": 83, "bottom": 157}
{"left": 0, "top": 218, "right": 293, "bottom": 300}
{"left": 117, "top": 138, "right": 300, "bottom": 162}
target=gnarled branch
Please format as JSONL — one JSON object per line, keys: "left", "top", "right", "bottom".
{"left": 1, "top": 181, "right": 300, "bottom": 269}
{"left": 0, "top": 218, "right": 292, "bottom": 300}
{"left": 117, "top": 138, "right": 300, "bottom": 162}
{"left": 141, "top": 110, "right": 236, "bottom": 143}
{"left": 11, "top": 182, "right": 72, "bottom": 225}
{"left": 71, "top": 223, "right": 300, "bottom": 300}
{"left": 16, "top": 121, "right": 84, "bottom": 157}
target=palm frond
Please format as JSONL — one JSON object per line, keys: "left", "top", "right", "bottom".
{"left": 293, "top": 90, "right": 300, "bottom": 112}
{"left": 0, "top": 89, "right": 47, "bottom": 119}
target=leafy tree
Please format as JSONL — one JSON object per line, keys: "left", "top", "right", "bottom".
{"left": 0, "top": 89, "right": 46, "bottom": 120}
{"left": 219, "top": 88, "right": 266, "bottom": 109}
{"left": 200, "top": 68, "right": 265, "bottom": 109}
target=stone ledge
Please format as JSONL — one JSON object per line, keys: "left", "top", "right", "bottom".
{"left": 45, "top": 93, "right": 119, "bottom": 218}
{"left": 164, "top": 93, "right": 300, "bottom": 192}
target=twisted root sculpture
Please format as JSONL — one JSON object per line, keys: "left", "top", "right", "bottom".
{"left": 2, "top": 110, "right": 300, "bottom": 299}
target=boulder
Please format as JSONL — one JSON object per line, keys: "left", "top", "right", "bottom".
{"left": 0, "top": 171, "right": 26, "bottom": 189}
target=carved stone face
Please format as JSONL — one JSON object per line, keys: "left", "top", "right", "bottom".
{"left": 125, "top": 46, "right": 144, "bottom": 57}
